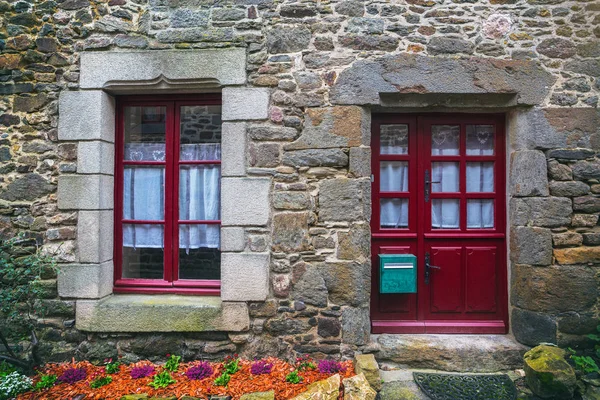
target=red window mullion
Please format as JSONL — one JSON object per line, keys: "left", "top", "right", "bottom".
{"left": 171, "top": 102, "right": 182, "bottom": 284}
{"left": 460, "top": 123, "right": 467, "bottom": 232}
{"left": 163, "top": 102, "right": 176, "bottom": 283}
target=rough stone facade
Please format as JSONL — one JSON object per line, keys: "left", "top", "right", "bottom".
{"left": 0, "top": 0, "right": 599, "bottom": 364}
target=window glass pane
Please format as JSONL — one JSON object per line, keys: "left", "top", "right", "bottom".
{"left": 180, "top": 105, "right": 222, "bottom": 161}
{"left": 431, "top": 125, "right": 460, "bottom": 155}
{"left": 380, "top": 124, "right": 408, "bottom": 155}
{"left": 179, "top": 165, "right": 221, "bottom": 221}
{"left": 124, "top": 106, "right": 166, "bottom": 160}
{"left": 380, "top": 199, "right": 408, "bottom": 229}
{"left": 432, "top": 162, "right": 459, "bottom": 192}
{"left": 466, "top": 162, "right": 494, "bottom": 192}
{"left": 380, "top": 161, "right": 408, "bottom": 192}
{"left": 122, "top": 224, "right": 164, "bottom": 279}
{"left": 123, "top": 166, "right": 165, "bottom": 220}
{"left": 467, "top": 200, "right": 494, "bottom": 229}
{"left": 179, "top": 224, "right": 220, "bottom": 280}
{"left": 432, "top": 199, "right": 459, "bottom": 229}
{"left": 466, "top": 125, "right": 494, "bottom": 155}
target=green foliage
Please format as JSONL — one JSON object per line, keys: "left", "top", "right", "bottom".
{"left": 0, "top": 236, "right": 56, "bottom": 337}
{"left": 0, "top": 362, "right": 17, "bottom": 378}
{"left": 90, "top": 375, "right": 113, "bottom": 389}
{"left": 572, "top": 355, "right": 599, "bottom": 374}
{"left": 285, "top": 370, "right": 302, "bottom": 384}
{"left": 0, "top": 371, "right": 33, "bottom": 400}
{"left": 164, "top": 354, "right": 181, "bottom": 372}
{"left": 224, "top": 358, "right": 240, "bottom": 375}
{"left": 587, "top": 325, "right": 600, "bottom": 359}
{"left": 148, "top": 371, "right": 176, "bottom": 389}
{"left": 213, "top": 372, "right": 231, "bottom": 387}
{"left": 295, "top": 354, "right": 316, "bottom": 372}
{"left": 105, "top": 361, "right": 120, "bottom": 374}
{"left": 34, "top": 374, "right": 57, "bottom": 390}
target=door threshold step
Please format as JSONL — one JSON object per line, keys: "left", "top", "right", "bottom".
{"left": 370, "top": 334, "right": 528, "bottom": 372}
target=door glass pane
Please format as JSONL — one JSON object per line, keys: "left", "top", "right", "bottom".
{"left": 380, "top": 124, "right": 408, "bottom": 155}
{"left": 179, "top": 224, "right": 220, "bottom": 280}
{"left": 124, "top": 106, "right": 166, "bottom": 160}
{"left": 122, "top": 224, "right": 164, "bottom": 279}
{"left": 432, "top": 199, "right": 460, "bottom": 229}
{"left": 123, "top": 166, "right": 165, "bottom": 220}
{"left": 431, "top": 125, "right": 459, "bottom": 155}
{"left": 432, "top": 162, "right": 459, "bottom": 192}
{"left": 380, "top": 161, "right": 408, "bottom": 192}
{"left": 466, "top": 162, "right": 494, "bottom": 192}
{"left": 179, "top": 165, "right": 221, "bottom": 221}
{"left": 466, "top": 125, "right": 494, "bottom": 155}
{"left": 380, "top": 199, "right": 408, "bottom": 228}
{"left": 467, "top": 199, "right": 494, "bottom": 229}
{"left": 180, "top": 105, "right": 222, "bottom": 161}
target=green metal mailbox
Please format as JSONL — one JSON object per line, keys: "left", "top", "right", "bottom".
{"left": 379, "top": 254, "right": 417, "bottom": 294}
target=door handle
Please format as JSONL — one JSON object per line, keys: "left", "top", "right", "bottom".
{"left": 424, "top": 252, "right": 441, "bottom": 285}
{"left": 424, "top": 170, "right": 441, "bottom": 202}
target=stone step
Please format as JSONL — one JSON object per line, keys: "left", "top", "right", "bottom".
{"left": 371, "top": 334, "right": 529, "bottom": 372}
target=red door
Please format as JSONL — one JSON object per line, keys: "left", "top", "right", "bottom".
{"left": 371, "top": 114, "right": 507, "bottom": 334}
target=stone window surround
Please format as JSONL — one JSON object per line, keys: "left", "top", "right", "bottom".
{"left": 56, "top": 49, "right": 273, "bottom": 332}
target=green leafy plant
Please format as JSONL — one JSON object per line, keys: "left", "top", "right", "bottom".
{"left": 0, "top": 361, "right": 17, "bottom": 378}
{"left": 295, "top": 355, "right": 316, "bottom": 372}
{"left": 90, "top": 375, "right": 113, "bottom": 389}
{"left": 105, "top": 360, "right": 120, "bottom": 374}
{"left": 164, "top": 354, "right": 181, "bottom": 372}
{"left": 148, "top": 371, "right": 176, "bottom": 389}
{"left": 572, "top": 355, "right": 599, "bottom": 374}
{"left": 587, "top": 325, "right": 600, "bottom": 358}
{"left": 285, "top": 370, "right": 302, "bottom": 384}
{"left": 34, "top": 374, "right": 57, "bottom": 390}
{"left": 213, "top": 372, "right": 231, "bottom": 387}
{"left": 0, "top": 237, "right": 57, "bottom": 372}
{"left": 223, "top": 354, "right": 240, "bottom": 375}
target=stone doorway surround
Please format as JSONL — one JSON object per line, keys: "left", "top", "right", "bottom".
{"left": 56, "top": 48, "right": 274, "bottom": 332}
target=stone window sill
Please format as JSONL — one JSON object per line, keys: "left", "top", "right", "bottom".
{"left": 75, "top": 294, "right": 249, "bottom": 332}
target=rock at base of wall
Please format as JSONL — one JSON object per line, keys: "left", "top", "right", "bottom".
{"left": 353, "top": 353, "right": 382, "bottom": 391}
{"left": 524, "top": 345, "right": 576, "bottom": 399}
{"left": 343, "top": 373, "right": 377, "bottom": 400}
{"left": 290, "top": 374, "right": 340, "bottom": 400}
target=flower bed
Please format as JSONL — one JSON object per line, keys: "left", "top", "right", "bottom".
{"left": 15, "top": 356, "right": 355, "bottom": 400}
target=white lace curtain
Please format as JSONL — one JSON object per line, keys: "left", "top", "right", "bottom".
{"left": 123, "top": 143, "right": 220, "bottom": 250}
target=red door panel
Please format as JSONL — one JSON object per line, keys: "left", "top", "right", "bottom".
{"left": 465, "top": 246, "right": 498, "bottom": 313}
{"left": 371, "top": 113, "right": 507, "bottom": 334}
{"left": 428, "top": 246, "right": 462, "bottom": 314}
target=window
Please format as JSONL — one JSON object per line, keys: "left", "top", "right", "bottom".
{"left": 114, "top": 95, "right": 222, "bottom": 295}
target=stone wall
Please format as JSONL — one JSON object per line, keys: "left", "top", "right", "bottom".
{"left": 0, "top": 0, "right": 599, "bottom": 363}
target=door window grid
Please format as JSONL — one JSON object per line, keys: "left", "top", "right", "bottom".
{"left": 429, "top": 124, "right": 497, "bottom": 231}
{"left": 115, "top": 96, "right": 222, "bottom": 294}
{"left": 378, "top": 124, "right": 411, "bottom": 230}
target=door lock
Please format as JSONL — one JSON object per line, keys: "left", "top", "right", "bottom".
{"left": 424, "top": 252, "right": 441, "bottom": 285}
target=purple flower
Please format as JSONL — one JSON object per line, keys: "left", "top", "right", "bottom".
{"left": 317, "top": 359, "right": 346, "bottom": 374}
{"left": 58, "top": 368, "right": 87, "bottom": 384}
{"left": 185, "top": 362, "right": 214, "bottom": 380}
{"left": 250, "top": 360, "right": 273, "bottom": 375}
{"left": 130, "top": 365, "right": 155, "bottom": 379}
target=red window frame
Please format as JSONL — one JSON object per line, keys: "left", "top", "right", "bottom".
{"left": 114, "top": 94, "right": 222, "bottom": 295}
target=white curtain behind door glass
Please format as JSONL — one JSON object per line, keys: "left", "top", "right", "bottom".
{"left": 429, "top": 125, "right": 495, "bottom": 229}
{"left": 123, "top": 143, "right": 220, "bottom": 250}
